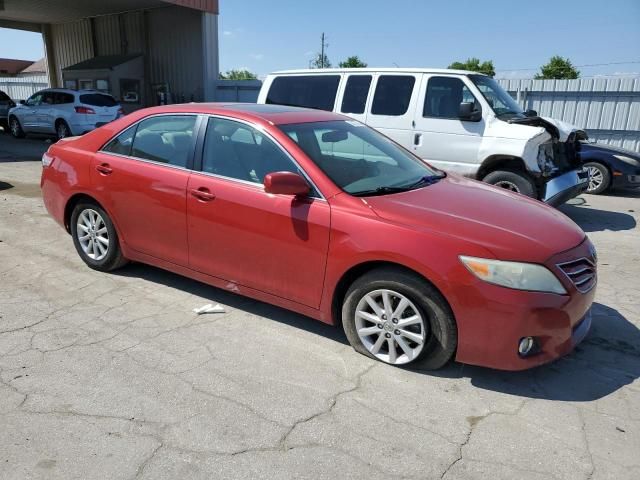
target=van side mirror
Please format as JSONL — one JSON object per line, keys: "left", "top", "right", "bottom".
{"left": 264, "top": 171, "right": 310, "bottom": 197}
{"left": 525, "top": 109, "right": 538, "bottom": 117}
{"left": 458, "top": 102, "right": 482, "bottom": 122}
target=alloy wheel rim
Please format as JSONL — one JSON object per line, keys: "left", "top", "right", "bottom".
{"left": 355, "top": 289, "right": 426, "bottom": 365}
{"left": 587, "top": 166, "right": 603, "bottom": 192}
{"left": 76, "top": 209, "right": 109, "bottom": 261}
{"left": 10, "top": 119, "right": 19, "bottom": 136}
{"left": 494, "top": 180, "right": 520, "bottom": 192}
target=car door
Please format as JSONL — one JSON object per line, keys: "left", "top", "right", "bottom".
{"left": 364, "top": 73, "right": 421, "bottom": 151}
{"left": 92, "top": 114, "right": 199, "bottom": 266}
{"left": 37, "top": 91, "right": 57, "bottom": 133}
{"left": 412, "top": 75, "right": 485, "bottom": 176}
{"left": 19, "top": 92, "right": 43, "bottom": 130}
{"left": 187, "top": 116, "right": 331, "bottom": 308}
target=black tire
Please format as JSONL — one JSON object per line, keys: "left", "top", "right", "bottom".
{"left": 483, "top": 169, "right": 536, "bottom": 198}
{"left": 342, "top": 267, "right": 457, "bottom": 370}
{"left": 584, "top": 162, "right": 611, "bottom": 195}
{"left": 70, "top": 201, "right": 128, "bottom": 272}
{"left": 8, "top": 116, "right": 25, "bottom": 138}
{"left": 56, "top": 119, "right": 71, "bottom": 141}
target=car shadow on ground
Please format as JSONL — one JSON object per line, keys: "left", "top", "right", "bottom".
{"left": 560, "top": 198, "right": 637, "bottom": 233}
{"left": 118, "top": 264, "right": 638, "bottom": 402}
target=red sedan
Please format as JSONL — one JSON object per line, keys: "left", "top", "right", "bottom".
{"left": 40, "top": 103, "right": 596, "bottom": 370}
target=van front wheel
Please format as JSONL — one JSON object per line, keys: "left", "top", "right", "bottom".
{"left": 483, "top": 170, "right": 536, "bottom": 198}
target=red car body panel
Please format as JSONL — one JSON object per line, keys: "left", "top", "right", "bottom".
{"left": 40, "top": 103, "right": 596, "bottom": 371}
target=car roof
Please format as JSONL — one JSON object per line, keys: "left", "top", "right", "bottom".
{"left": 270, "top": 67, "right": 485, "bottom": 76}
{"left": 136, "top": 103, "right": 348, "bottom": 126}
{"left": 37, "top": 88, "right": 114, "bottom": 95}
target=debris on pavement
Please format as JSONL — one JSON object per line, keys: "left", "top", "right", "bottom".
{"left": 193, "top": 303, "right": 226, "bottom": 315}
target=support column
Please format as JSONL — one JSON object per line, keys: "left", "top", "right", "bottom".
{"left": 41, "top": 23, "right": 60, "bottom": 88}
{"left": 201, "top": 12, "right": 219, "bottom": 102}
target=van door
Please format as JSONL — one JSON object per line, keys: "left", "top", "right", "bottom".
{"left": 412, "top": 75, "right": 485, "bottom": 176}
{"left": 364, "top": 73, "right": 421, "bottom": 151}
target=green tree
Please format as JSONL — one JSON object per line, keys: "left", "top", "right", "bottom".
{"left": 338, "top": 55, "right": 368, "bottom": 68}
{"left": 219, "top": 69, "right": 258, "bottom": 80}
{"left": 448, "top": 58, "right": 495, "bottom": 77}
{"left": 534, "top": 56, "right": 580, "bottom": 79}
{"left": 310, "top": 53, "right": 332, "bottom": 69}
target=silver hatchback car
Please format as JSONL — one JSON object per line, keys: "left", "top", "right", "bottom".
{"left": 8, "top": 88, "right": 123, "bottom": 140}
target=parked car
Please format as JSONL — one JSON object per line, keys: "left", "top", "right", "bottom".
{"left": 40, "top": 104, "right": 596, "bottom": 371}
{"left": 0, "top": 89, "right": 16, "bottom": 132}
{"left": 578, "top": 141, "right": 640, "bottom": 194}
{"left": 257, "top": 68, "right": 590, "bottom": 206}
{"left": 8, "top": 88, "right": 123, "bottom": 140}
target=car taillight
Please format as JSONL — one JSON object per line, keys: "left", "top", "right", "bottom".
{"left": 75, "top": 106, "right": 95, "bottom": 114}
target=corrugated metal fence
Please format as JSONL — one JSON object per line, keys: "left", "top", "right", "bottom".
{"left": 498, "top": 76, "right": 640, "bottom": 153}
{"left": 0, "top": 74, "right": 49, "bottom": 102}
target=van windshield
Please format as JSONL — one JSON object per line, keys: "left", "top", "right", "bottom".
{"left": 278, "top": 120, "right": 443, "bottom": 196}
{"left": 469, "top": 74, "right": 525, "bottom": 119}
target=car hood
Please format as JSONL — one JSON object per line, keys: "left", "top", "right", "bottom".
{"left": 364, "top": 174, "right": 585, "bottom": 262}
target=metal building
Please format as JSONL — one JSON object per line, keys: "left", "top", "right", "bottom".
{"left": 0, "top": 0, "right": 219, "bottom": 109}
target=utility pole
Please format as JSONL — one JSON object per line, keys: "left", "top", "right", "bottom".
{"left": 321, "top": 32, "right": 327, "bottom": 68}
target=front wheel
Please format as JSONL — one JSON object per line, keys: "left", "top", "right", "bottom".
{"left": 70, "top": 202, "right": 128, "bottom": 272}
{"left": 9, "top": 116, "right": 25, "bottom": 138}
{"left": 584, "top": 162, "right": 611, "bottom": 194}
{"left": 342, "top": 267, "right": 457, "bottom": 369}
{"left": 483, "top": 170, "right": 536, "bottom": 198}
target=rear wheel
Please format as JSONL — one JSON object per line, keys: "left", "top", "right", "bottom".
{"left": 585, "top": 162, "right": 611, "bottom": 194}
{"left": 9, "top": 116, "right": 25, "bottom": 138}
{"left": 483, "top": 169, "right": 536, "bottom": 198}
{"left": 70, "top": 202, "right": 128, "bottom": 272}
{"left": 56, "top": 120, "right": 71, "bottom": 140}
{"left": 342, "top": 267, "right": 457, "bottom": 369}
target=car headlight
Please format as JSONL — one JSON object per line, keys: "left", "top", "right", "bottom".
{"left": 613, "top": 154, "right": 640, "bottom": 167}
{"left": 460, "top": 256, "right": 567, "bottom": 294}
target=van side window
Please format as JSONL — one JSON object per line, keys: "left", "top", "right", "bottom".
{"left": 371, "top": 75, "right": 416, "bottom": 116}
{"left": 341, "top": 75, "right": 372, "bottom": 114}
{"left": 423, "top": 77, "right": 478, "bottom": 119}
{"left": 266, "top": 75, "right": 340, "bottom": 111}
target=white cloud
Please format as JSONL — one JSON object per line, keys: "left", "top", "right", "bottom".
{"left": 304, "top": 50, "right": 315, "bottom": 57}
{"left": 250, "top": 53, "right": 265, "bottom": 61}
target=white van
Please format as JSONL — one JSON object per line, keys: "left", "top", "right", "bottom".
{"left": 257, "top": 68, "right": 589, "bottom": 205}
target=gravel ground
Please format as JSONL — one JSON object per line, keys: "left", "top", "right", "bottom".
{"left": 1, "top": 136, "right": 639, "bottom": 479}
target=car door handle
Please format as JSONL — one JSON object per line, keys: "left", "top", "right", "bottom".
{"left": 95, "top": 163, "right": 113, "bottom": 175}
{"left": 414, "top": 133, "right": 422, "bottom": 146}
{"left": 190, "top": 188, "right": 216, "bottom": 201}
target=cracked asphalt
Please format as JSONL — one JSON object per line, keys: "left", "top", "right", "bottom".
{"left": 1, "top": 135, "right": 639, "bottom": 479}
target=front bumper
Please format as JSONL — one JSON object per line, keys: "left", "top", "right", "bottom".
{"left": 543, "top": 168, "right": 590, "bottom": 206}
{"left": 452, "top": 240, "right": 596, "bottom": 371}
{"left": 612, "top": 172, "right": 640, "bottom": 190}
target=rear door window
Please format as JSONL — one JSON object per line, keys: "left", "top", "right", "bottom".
{"left": 341, "top": 75, "right": 372, "bottom": 114}
{"left": 130, "top": 115, "right": 198, "bottom": 167}
{"left": 266, "top": 75, "right": 340, "bottom": 111}
{"left": 103, "top": 125, "right": 137, "bottom": 156}
{"left": 54, "top": 92, "right": 75, "bottom": 105}
{"left": 371, "top": 75, "right": 416, "bottom": 116}
{"left": 79, "top": 93, "right": 118, "bottom": 107}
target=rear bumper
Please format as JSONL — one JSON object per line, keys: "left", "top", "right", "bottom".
{"left": 543, "top": 168, "right": 589, "bottom": 206}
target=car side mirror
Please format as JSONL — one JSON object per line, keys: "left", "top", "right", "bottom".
{"left": 19, "top": 100, "right": 26, "bottom": 105}
{"left": 525, "top": 109, "right": 538, "bottom": 117}
{"left": 264, "top": 172, "right": 310, "bottom": 197}
{"left": 459, "top": 102, "right": 482, "bottom": 121}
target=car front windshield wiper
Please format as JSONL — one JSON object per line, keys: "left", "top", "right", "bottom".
{"left": 350, "top": 173, "right": 445, "bottom": 197}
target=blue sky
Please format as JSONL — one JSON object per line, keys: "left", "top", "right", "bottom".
{"left": 2, "top": 0, "right": 639, "bottom": 78}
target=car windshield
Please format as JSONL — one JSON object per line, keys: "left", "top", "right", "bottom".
{"left": 469, "top": 74, "right": 525, "bottom": 119}
{"left": 278, "top": 120, "right": 443, "bottom": 196}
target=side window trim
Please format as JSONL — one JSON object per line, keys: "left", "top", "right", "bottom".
{"left": 98, "top": 113, "right": 204, "bottom": 171}
{"left": 193, "top": 114, "right": 325, "bottom": 200}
